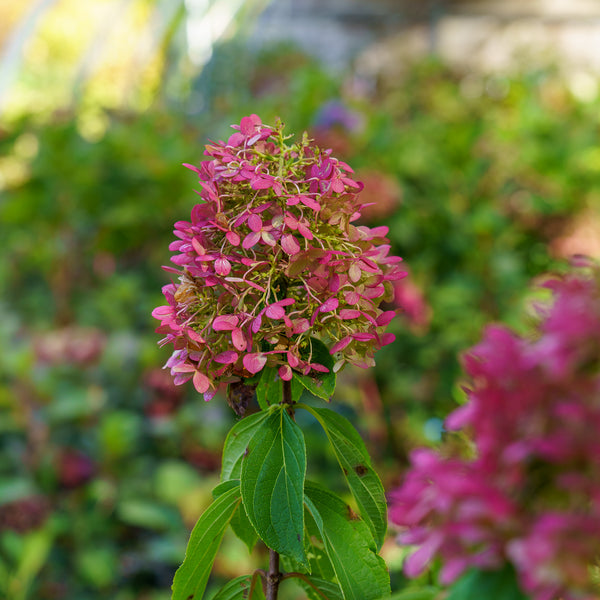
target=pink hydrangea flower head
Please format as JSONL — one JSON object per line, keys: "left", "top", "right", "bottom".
{"left": 389, "top": 266, "right": 600, "bottom": 600}
{"left": 153, "top": 115, "right": 406, "bottom": 400}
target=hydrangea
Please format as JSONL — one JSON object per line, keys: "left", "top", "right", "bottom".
{"left": 389, "top": 266, "right": 600, "bottom": 600}
{"left": 153, "top": 115, "right": 405, "bottom": 401}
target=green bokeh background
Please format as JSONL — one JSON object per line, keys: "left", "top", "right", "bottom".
{"left": 2, "top": 2, "right": 600, "bottom": 598}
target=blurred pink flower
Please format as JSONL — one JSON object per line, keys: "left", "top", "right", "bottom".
{"left": 389, "top": 266, "right": 600, "bottom": 600}
{"left": 392, "top": 273, "right": 431, "bottom": 332}
{"left": 33, "top": 326, "right": 106, "bottom": 366}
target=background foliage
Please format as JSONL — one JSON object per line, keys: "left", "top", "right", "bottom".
{"left": 2, "top": 35, "right": 600, "bottom": 598}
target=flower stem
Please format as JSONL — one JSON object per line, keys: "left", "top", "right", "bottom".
{"left": 265, "top": 548, "right": 282, "bottom": 600}
{"left": 282, "top": 378, "right": 293, "bottom": 406}
{"left": 264, "top": 377, "right": 295, "bottom": 600}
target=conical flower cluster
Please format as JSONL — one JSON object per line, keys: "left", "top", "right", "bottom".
{"left": 389, "top": 266, "right": 600, "bottom": 600}
{"left": 153, "top": 115, "right": 405, "bottom": 400}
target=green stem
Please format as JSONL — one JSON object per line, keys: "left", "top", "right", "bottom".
{"left": 264, "top": 377, "right": 295, "bottom": 600}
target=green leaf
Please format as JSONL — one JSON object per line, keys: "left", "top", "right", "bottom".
{"left": 295, "top": 338, "right": 336, "bottom": 400}
{"left": 229, "top": 500, "right": 258, "bottom": 553}
{"left": 221, "top": 411, "right": 270, "bottom": 482}
{"left": 280, "top": 507, "right": 337, "bottom": 581}
{"left": 117, "top": 499, "right": 181, "bottom": 531}
{"left": 171, "top": 484, "right": 241, "bottom": 600}
{"left": 304, "top": 481, "right": 390, "bottom": 600}
{"left": 210, "top": 574, "right": 266, "bottom": 600}
{"left": 446, "top": 565, "right": 528, "bottom": 600}
{"left": 212, "top": 479, "right": 241, "bottom": 498}
{"left": 296, "top": 576, "right": 345, "bottom": 600}
{"left": 256, "top": 366, "right": 282, "bottom": 409}
{"left": 241, "top": 406, "right": 307, "bottom": 565}
{"left": 291, "top": 376, "right": 305, "bottom": 402}
{"left": 298, "top": 405, "right": 387, "bottom": 549}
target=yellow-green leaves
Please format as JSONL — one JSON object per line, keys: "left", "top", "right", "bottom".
{"left": 171, "top": 484, "right": 241, "bottom": 600}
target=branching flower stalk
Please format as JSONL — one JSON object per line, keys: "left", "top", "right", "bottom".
{"left": 153, "top": 114, "right": 405, "bottom": 408}
{"left": 153, "top": 115, "right": 400, "bottom": 600}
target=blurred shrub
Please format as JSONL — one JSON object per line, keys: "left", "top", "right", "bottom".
{"left": 2, "top": 48, "right": 600, "bottom": 598}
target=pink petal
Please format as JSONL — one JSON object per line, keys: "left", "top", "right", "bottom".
{"left": 365, "top": 225, "right": 389, "bottom": 239}
{"left": 183, "top": 163, "right": 202, "bottom": 175}
{"left": 226, "top": 230, "right": 241, "bottom": 246}
{"left": 192, "top": 371, "right": 211, "bottom": 394}
{"left": 266, "top": 304, "right": 285, "bottom": 319}
{"left": 364, "top": 285, "right": 385, "bottom": 299}
{"left": 232, "top": 327, "right": 247, "bottom": 351}
{"left": 203, "top": 388, "right": 217, "bottom": 402}
{"left": 240, "top": 114, "right": 261, "bottom": 134}
{"left": 172, "top": 363, "right": 196, "bottom": 373}
{"left": 261, "top": 231, "right": 276, "bottom": 246}
{"left": 212, "top": 314, "right": 239, "bottom": 331}
{"left": 352, "top": 332, "right": 375, "bottom": 341}
{"left": 328, "top": 274, "right": 341, "bottom": 293}
{"left": 152, "top": 305, "right": 172, "bottom": 318}
{"left": 376, "top": 310, "right": 397, "bottom": 326}
{"left": 242, "top": 231, "right": 261, "bottom": 249}
{"left": 192, "top": 237, "right": 206, "bottom": 255}
{"left": 381, "top": 332, "right": 396, "bottom": 346}
{"left": 227, "top": 132, "right": 245, "bottom": 146}
{"left": 251, "top": 177, "right": 273, "bottom": 190}
{"left": 281, "top": 234, "right": 301, "bottom": 255}
{"left": 279, "top": 364, "right": 293, "bottom": 381}
{"left": 284, "top": 214, "right": 299, "bottom": 229}
{"left": 187, "top": 329, "right": 205, "bottom": 343}
{"left": 252, "top": 315, "right": 262, "bottom": 334}
{"left": 215, "top": 257, "right": 232, "bottom": 276}
{"left": 340, "top": 309, "right": 361, "bottom": 320}
{"left": 292, "top": 319, "right": 310, "bottom": 334}
{"left": 277, "top": 298, "right": 295, "bottom": 307}
{"left": 330, "top": 337, "right": 352, "bottom": 354}
{"left": 287, "top": 352, "right": 300, "bottom": 368}
{"left": 299, "top": 195, "right": 321, "bottom": 211}
{"left": 243, "top": 353, "right": 267, "bottom": 374}
{"left": 331, "top": 178, "right": 345, "bottom": 193}
{"left": 404, "top": 533, "right": 444, "bottom": 578}
{"left": 248, "top": 214, "right": 263, "bottom": 232}
{"left": 349, "top": 263, "right": 362, "bottom": 283}
{"left": 344, "top": 291, "right": 360, "bottom": 305}
{"left": 297, "top": 222, "right": 313, "bottom": 240}
{"left": 214, "top": 351, "right": 238, "bottom": 364}
{"left": 319, "top": 297, "right": 339, "bottom": 312}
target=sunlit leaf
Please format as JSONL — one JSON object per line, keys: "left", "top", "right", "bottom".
{"left": 221, "top": 411, "right": 270, "bottom": 482}
{"left": 171, "top": 484, "right": 241, "bottom": 600}
{"left": 211, "top": 574, "right": 266, "bottom": 600}
{"left": 304, "top": 481, "right": 390, "bottom": 600}
{"left": 298, "top": 405, "right": 387, "bottom": 549}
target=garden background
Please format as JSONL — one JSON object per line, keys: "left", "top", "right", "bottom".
{"left": 2, "top": 0, "right": 600, "bottom": 598}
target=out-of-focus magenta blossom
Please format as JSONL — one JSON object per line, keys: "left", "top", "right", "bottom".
{"left": 153, "top": 115, "right": 405, "bottom": 400}
{"left": 392, "top": 271, "right": 431, "bottom": 332}
{"left": 389, "top": 267, "right": 600, "bottom": 600}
